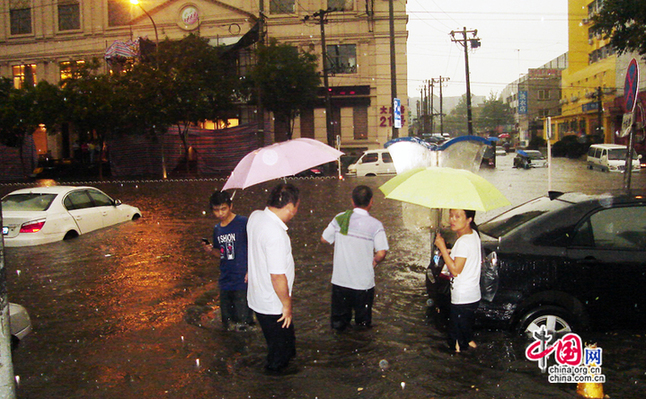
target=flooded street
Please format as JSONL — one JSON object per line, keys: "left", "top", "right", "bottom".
{"left": 3, "top": 155, "right": 646, "bottom": 398}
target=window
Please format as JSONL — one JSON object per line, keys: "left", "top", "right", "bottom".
{"left": 10, "top": 0, "right": 32, "bottom": 35}
{"left": 326, "top": 44, "right": 357, "bottom": 74}
{"left": 382, "top": 152, "right": 393, "bottom": 163}
{"left": 328, "top": 0, "right": 353, "bottom": 11}
{"left": 270, "top": 0, "right": 295, "bottom": 14}
{"left": 87, "top": 190, "right": 114, "bottom": 207}
{"left": 108, "top": 0, "right": 130, "bottom": 27}
{"left": 362, "top": 153, "right": 378, "bottom": 163}
{"left": 353, "top": 106, "right": 368, "bottom": 140}
{"left": 58, "top": 0, "right": 80, "bottom": 31}
{"left": 12, "top": 64, "right": 36, "bottom": 89}
{"left": 572, "top": 206, "right": 646, "bottom": 250}
{"left": 60, "top": 60, "right": 85, "bottom": 81}
{"left": 537, "top": 89, "right": 550, "bottom": 100}
{"left": 64, "top": 191, "right": 94, "bottom": 210}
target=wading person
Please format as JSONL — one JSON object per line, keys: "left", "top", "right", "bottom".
{"left": 321, "top": 185, "right": 388, "bottom": 331}
{"left": 434, "top": 209, "right": 481, "bottom": 353}
{"left": 247, "top": 183, "right": 299, "bottom": 372}
{"left": 202, "top": 190, "right": 254, "bottom": 331}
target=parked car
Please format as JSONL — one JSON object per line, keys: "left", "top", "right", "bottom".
{"left": 513, "top": 150, "right": 548, "bottom": 169}
{"left": 346, "top": 149, "right": 396, "bottom": 176}
{"left": 587, "top": 144, "right": 641, "bottom": 172}
{"left": 426, "top": 191, "right": 646, "bottom": 340}
{"left": 9, "top": 303, "right": 32, "bottom": 348}
{"left": 2, "top": 186, "right": 142, "bottom": 247}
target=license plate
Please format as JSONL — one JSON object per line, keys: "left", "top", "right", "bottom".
{"left": 2, "top": 226, "right": 8, "bottom": 235}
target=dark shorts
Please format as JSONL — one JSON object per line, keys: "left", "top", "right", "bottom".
{"left": 449, "top": 301, "right": 479, "bottom": 350}
{"left": 331, "top": 284, "right": 375, "bottom": 331}
{"left": 220, "top": 289, "right": 254, "bottom": 327}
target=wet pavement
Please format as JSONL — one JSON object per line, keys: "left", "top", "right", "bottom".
{"left": 2, "top": 155, "right": 646, "bottom": 398}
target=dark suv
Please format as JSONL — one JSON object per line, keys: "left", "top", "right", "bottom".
{"left": 426, "top": 191, "right": 646, "bottom": 339}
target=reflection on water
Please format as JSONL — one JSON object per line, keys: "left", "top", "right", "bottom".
{"left": 3, "top": 156, "right": 645, "bottom": 398}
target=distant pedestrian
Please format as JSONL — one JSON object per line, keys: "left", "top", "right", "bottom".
{"left": 434, "top": 209, "right": 481, "bottom": 353}
{"left": 202, "top": 190, "right": 254, "bottom": 331}
{"left": 247, "top": 183, "right": 300, "bottom": 372}
{"left": 321, "top": 185, "right": 388, "bottom": 331}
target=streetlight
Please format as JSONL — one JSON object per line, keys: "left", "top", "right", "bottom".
{"left": 130, "top": 0, "right": 159, "bottom": 49}
{"left": 130, "top": 0, "right": 166, "bottom": 178}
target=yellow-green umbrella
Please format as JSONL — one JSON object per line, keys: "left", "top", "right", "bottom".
{"left": 379, "top": 167, "right": 511, "bottom": 212}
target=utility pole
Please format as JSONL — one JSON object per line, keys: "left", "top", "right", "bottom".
{"left": 388, "top": 0, "right": 398, "bottom": 138}
{"left": 451, "top": 27, "right": 480, "bottom": 136}
{"left": 304, "top": 9, "right": 338, "bottom": 146}
{"left": 257, "top": 0, "right": 266, "bottom": 146}
{"left": 435, "top": 76, "right": 450, "bottom": 134}
{"left": 429, "top": 79, "right": 435, "bottom": 134}
{"left": 596, "top": 86, "right": 603, "bottom": 139}
{"left": 0, "top": 203, "right": 17, "bottom": 398}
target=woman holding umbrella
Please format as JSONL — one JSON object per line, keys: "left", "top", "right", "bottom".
{"left": 434, "top": 209, "right": 481, "bottom": 353}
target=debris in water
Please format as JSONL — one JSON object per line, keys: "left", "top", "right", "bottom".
{"left": 379, "top": 359, "right": 389, "bottom": 370}
{"left": 401, "top": 382, "right": 405, "bottom": 389}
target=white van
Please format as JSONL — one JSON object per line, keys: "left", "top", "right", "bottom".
{"left": 346, "top": 149, "right": 396, "bottom": 176}
{"left": 587, "top": 144, "right": 641, "bottom": 172}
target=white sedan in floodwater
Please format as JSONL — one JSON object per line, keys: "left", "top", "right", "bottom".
{"left": 2, "top": 186, "right": 141, "bottom": 247}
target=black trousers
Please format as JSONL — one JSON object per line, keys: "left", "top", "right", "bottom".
{"left": 220, "top": 289, "right": 254, "bottom": 327}
{"left": 255, "top": 312, "right": 296, "bottom": 371}
{"left": 449, "top": 301, "right": 479, "bottom": 350}
{"left": 331, "top": 284, "right": 375, "bottom": 331}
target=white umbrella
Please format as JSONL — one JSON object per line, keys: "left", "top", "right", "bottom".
{"left": 222, "top": 138, "right": 343, "bottom": 190}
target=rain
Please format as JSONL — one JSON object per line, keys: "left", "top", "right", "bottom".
{"left": 2, "top": 154, "right": 646, "bottom": 398}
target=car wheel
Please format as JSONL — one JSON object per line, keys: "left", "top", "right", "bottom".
{"left": 132, "top": 213, "right": 141, "bottom": 221}
{"left": 365, "top": 173, "right": 376, "bottom": 177}
{"left": 519, "top": 306, "right": 574, "bottom": 343}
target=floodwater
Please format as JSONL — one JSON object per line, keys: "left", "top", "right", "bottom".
{"left": 3, "top": 155, "right": 646, "bottom": 398}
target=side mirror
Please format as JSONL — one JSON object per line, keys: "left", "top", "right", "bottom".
{"left": 639, "top": 154, "right": 643, "bottom": 160}
{"left": 114, "top": 199, "right": 122, "bottom": 206}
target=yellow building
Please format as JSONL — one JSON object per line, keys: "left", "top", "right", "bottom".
{"left": 553, "top": 0, "right": 616, "bottom": 142}
{"left": 1, "top": 0, "right": 408, "bottom": 160}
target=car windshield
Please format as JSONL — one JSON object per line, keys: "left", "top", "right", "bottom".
{"left": 479, "top": 196, "right": 571, "bottom": 238}
{"left": 2, "top": 193, "right": 57, "bottom": 212}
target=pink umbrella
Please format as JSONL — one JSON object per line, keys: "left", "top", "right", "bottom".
{"left": 498, "top": 133, "right": 510, "bottom": 139}
{"left": 222, "top": 138, "right": 344, "bottom": 190}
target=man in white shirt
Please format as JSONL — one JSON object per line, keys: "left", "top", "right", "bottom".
{"left": 321, "top": 185, "right": 389, "bottom": 331}
{"left": 247, "top": 183, "right": 299, "bottom": 372}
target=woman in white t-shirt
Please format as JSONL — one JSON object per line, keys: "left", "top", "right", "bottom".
{"left": 435, "top": 209, "right": 481, "bottom": 353}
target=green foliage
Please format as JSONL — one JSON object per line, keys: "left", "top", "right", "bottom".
{"left": 591, "top": 0, "right": 646, "bottom": 59}
{"left": 442, "top": 94, "right": 468, "bottom": 135}
{"left": 476, "top": 92, "right": 514, "bottom": 134}
{"left": 250, "top": 38, "right": 320, "bottom": 140}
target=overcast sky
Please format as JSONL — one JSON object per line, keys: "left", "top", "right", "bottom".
{"left": 406, "top": 0, "right": 569, "bottom": 99}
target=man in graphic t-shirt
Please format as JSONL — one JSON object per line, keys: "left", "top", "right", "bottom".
{"left": 202, "top": 190, "right": 254, "bottom": 330}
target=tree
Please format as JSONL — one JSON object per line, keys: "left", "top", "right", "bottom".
{"left": 591, "top": 0, "right": 646, "bottom": 59}
{"left": 0, "top": 78, "right": 62, "bottom": 174}
{"left": 60, "top": 59, "right": 130, "bottom": 177}
{"left": 151, "top": 34, "right": 239, "bottom": 169}
{"left": 250, "top": 38, "right": 320, "bottom": 141}
{"left": 443, "top": 94, "right": 472, "bottom": 136}
{"left": 476, "top": 92, "right": 514, "bottom": 135}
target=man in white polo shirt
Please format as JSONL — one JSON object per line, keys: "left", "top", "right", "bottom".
{"left": 321, "top": 185, "right": 388, "bottom": 331}
{"left": 247, "top": 183, "right": 299, "bottom": 372}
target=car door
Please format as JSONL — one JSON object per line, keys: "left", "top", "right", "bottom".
{"left": 380, "top": 151, "right": 396, "bottom": 174}
{"left": 86, "top": 189, "right": 122, "bottom": 228}
{"left": 566, "top": 205, "right": 646, "bottom": 328}
{"left": 63, "top": 190, "right": 103, "bottom": 234}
